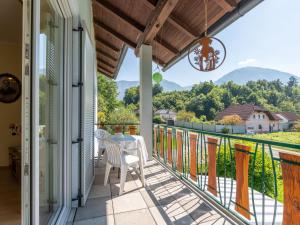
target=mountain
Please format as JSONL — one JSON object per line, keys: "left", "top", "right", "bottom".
{"left": 116, "top": 79, "right": 186, "bottom": 99}
{"left": 215, "top": 67, "right": 300, "bottom": 85}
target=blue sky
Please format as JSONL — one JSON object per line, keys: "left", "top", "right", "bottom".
{"left": 116, "top": 0, "right": 300, "bottom": 86}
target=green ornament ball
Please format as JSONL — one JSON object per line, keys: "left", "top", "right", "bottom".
{"left": 152, "top": 72, "right": 163, "bottom": 84}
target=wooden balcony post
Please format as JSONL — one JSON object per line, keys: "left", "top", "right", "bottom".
{"left": 235, "top": 143, "right": 251, "bottom": 220}
{"left": 176, "top": 131, "right": 183, "bottom": 172}
{"left": 207, "top": 137, "right": 218, "bottom": 196}
{"left": 153, "top": 127, "right": 157, "bottom": 155}
{"left": 167, "top": 129, "right": 172, "bottom": 164}
{"left": 279, "top": 152, "right": 300, "bottom": 225}
{"left": 189, "top": 133, "right": 198, "bottom": 181}
{"left": 159, "top": 128, "right": 164, "bottom": 159}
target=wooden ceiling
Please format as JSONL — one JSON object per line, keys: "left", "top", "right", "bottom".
{"left": 93, "top": 0, "right": 241, "bottom": 78}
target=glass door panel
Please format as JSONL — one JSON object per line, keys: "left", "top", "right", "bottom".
{"left": 39, "top": 1, "right": 63, "bottom": 224}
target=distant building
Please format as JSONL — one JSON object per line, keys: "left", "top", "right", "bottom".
{"left": 154, "top": 109, "right": 177, "bottom": 121}
{"left": 216, "top": 104, "right": 280, "bottom": 133}
{"left": 276, "top": 112, "right": 300, "bottom": 129}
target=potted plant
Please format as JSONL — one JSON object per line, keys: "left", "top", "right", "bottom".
{"left": 109, "top": 107, "right": 139, "bottom": 134}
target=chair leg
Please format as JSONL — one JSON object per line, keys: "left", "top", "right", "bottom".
{"left": 139, "top": 162, "right": 145, "bottom": 187}
{"left": 119, "top": 165, "right": 128, "bottom": 195}
{"left": 97, "top": 148, "right": 101, "bottom": 167}
{"left": 104, "top": 163, "right": 112, "bottom": 186}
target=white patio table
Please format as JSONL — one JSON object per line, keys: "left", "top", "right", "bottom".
{"left": 110, "top": 134, "right": 148, "bottom": 165}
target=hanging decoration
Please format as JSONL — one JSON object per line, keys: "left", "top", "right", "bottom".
{"left": 152, "top": 65, "right": 163, "bottom": 84}
{"left": 188, "top": 0, "right": 226, "bottom": 72}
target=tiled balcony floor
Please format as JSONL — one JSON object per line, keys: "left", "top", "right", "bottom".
{"left": 73, "top": 159, "right": 232, "bottom": 225}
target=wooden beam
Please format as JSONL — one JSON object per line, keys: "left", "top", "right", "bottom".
{"left": 142, "top": 0, "right": 196, "bottom": 39}
{"left": 153, "top": 39, "right": 178, "bottom": 55}
{"left": 96, "top": 37, "right": 120, "bottom": 54}
{"left": 96, "top": 48, "right": 118, "bottom": 61}
{"left": 153, "top": 55, "right": 166, "bottom": 67}
{"left": 212, "top": 0, "right": 236, "bottom": 12}
{"left": 94, "top": 19, "right": 137, "bottom": 49}
{"left": 97, "top": 58, "right": 116, "bottom": 70}
{"left": 167, "top": 15, "right": 197, "bottom": 39}
{"left": 95, "top": 0, "right": 145, "bottom": 32}
{"left": 135, "top": 0, "right": 179, "bottom": 55}
{"left": 98, "top": 64, "right": 114, "bottom": 74}
{"left": 98, "top": 68, "right": 113, "bottom": 77}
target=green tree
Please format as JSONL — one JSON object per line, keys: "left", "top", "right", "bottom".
{"left": 97, "top": 74, "right": 119, "bottom": 122}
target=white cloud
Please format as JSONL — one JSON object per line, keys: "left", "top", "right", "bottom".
{"left": 238, "top": 58, "right": 257, "bottom": 66}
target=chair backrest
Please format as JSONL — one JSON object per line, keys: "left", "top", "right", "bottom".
{"left": 95, "top": 129, "right": 110, "bottom": 139}
{"left": 104, "top": 139, "right": 121, "bottom": 167}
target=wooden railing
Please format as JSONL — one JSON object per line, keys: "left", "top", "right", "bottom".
{"left": 153, "top": 124, "right": 300, "bottom": 225}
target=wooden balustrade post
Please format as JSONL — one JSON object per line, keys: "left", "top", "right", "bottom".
{"left": 153, "top": 127, "right": 157, "bottom": 155}
{"left": 167, "top": 129, "right": 172, "bottom": 164}
{"left": 207, "top": 137, "right": 218, "bottom": 196}
{"left": 159, "top": 128, "right": 164, "bottom": 159}
{"left": 189, "top": 133, "right": 198, "bottom": 181}
{"left": 176, "top": 131, "right": 183, "bottom": 172}
{"left": 235, "top": 143, "right": 251, "bottom": 220}
{"left": 279, "top": 152, "right": 300, "bottom": 225}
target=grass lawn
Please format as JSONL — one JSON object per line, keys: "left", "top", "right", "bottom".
{"left": 244, "top": 132, "right": 300, "bottom": 145}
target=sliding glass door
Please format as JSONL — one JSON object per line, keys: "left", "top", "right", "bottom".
{"left": 38, "top": 0, "right": 64, "bottom": 224}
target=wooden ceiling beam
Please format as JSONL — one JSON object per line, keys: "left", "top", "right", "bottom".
{"left": 135, "top": 0, "right": 179, "bottom": 55}
{"left": 153, "top": 39, "right": 178, "bottom": 55}
{"left": 153, "top": 55, "right": 166, "bottom": 67}
{"left": 97, "top": 58, "right": 116, "bottom": 70}
{"left": 98, "top": 68, "right": 113, "bottom": 77}
{"left": 212, "top": 0, "right": 237, "bottom": 12}
{"left": 96, "top": 37, "right": 120, "bottom": 54}
{"left": 142, "top": 0, "right": 196, "bottom": 39}
{"left": 96, "top": 48, "right": 118, "bottom": 62}
{"left": 95, "top": 0, "right": 145, "bottom": 32}
{"left": 98, "top": 64, "right": 114, "bottom": 74}
{"left": 94, "top": 19, "right": 137, "bottom": 49}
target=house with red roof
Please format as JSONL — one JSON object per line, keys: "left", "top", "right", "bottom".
{"left": 216, "top": 104, "right": 281, "bottom": 133}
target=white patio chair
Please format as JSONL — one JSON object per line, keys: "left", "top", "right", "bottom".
{"left": 95, "top": 129, "right": 110, "bottom": 166}
{"left": 103, "top": 139, "right": 145, "bottom": 195}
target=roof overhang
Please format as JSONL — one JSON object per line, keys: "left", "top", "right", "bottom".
{"left": 93, "top": 0, "right": 263, "bottom": 79}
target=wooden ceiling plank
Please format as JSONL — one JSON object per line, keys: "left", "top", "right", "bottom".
{"left": 96, "top": 37, "right": 120, "bottom": 53}
{"left": 97, "top": 58, "right": 115, "bottom": 70}
{"left": 98, "top": 68, "right": 113, "bottom": 77}
{"left": 135, "top": 0, "right": 179, "bottom": 55}
{"left": 96, "top": 48, "right": 118, "bottom": 61}
{"left": 153, "top": 55, "right": 166, "bottom": 67}
{"left": 94, "top": 19, "right": 137, "bottom": 49}
{"left": 167, "top": 16, "right": 197, "bottom": 39}
{"left": 95, "top": 0, "right": 145, "bottom": 32}
{"left": 98, "top": 64, "right": 114, "bottom": 74}
{"left": 212, "top": 0, "right": 236, "bottom": 12}
{"left": 142, "top": 0, "right": 196, "bottom": 39}
{"left": 153, "top": 39, "right": 177, "bottom": 55}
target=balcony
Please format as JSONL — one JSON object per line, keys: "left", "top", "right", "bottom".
{"left": 72, "top": 124, "right": 300, "bottom": 225}
{"left": 73, "top": 159, "right": 231, "bottom": 225}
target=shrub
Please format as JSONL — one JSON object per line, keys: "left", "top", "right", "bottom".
{"left": 108, "top": 107, "right": 138, "bottom": 124}
{"left": 153, "top": 115, "right": 164, "bottom": 124}
{"left": 219, "top": 114, "right": 243, "bottom": 125}
{"left": 221, "top": 127, "right": 230, "bottom": 134}
{"left": 291, "top": 120, "right": 300, "bottom": 131}
{"left": 177, "top": 110, "right": 199, "bottom": 122}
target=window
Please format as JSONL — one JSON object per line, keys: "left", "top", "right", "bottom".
{"left": 39, "top": 1, "right": 64, "bottom": 223}
{"left": 263, "top": 115, "right": 265, "bottom": 119}
{"left": 258, "top": 115, "right": 261, "bottom": 119}
{"left": 253, "top": 115, "right": 255, "bottom": 119}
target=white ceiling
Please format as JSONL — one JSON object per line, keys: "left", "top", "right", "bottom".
{"left": 0, "top": 0, "right": 22, "bottom": 44}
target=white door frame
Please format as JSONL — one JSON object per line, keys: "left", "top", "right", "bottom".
{"left": 29, "top": 0, "right": 74, "bottom": 224}
{"left": 21, "top": 0, "right": 33, "bottom": 224}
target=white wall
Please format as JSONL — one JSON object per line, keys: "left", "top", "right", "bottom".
{"left": 246, "top": 112, "right": 271, "bottom": 132}
{"left": 0, "top": 42, "right": 22, "bottom": 166}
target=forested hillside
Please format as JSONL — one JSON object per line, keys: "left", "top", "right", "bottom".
{"left": 124, "top": 77, "right": 300, "bottom": 121}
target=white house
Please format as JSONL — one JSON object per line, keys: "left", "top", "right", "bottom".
{"left": 154, "top": 109, "right": 177, "bottom": 121}
{"left": 216, "top": 104, "right": 281, "bottom": 133}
